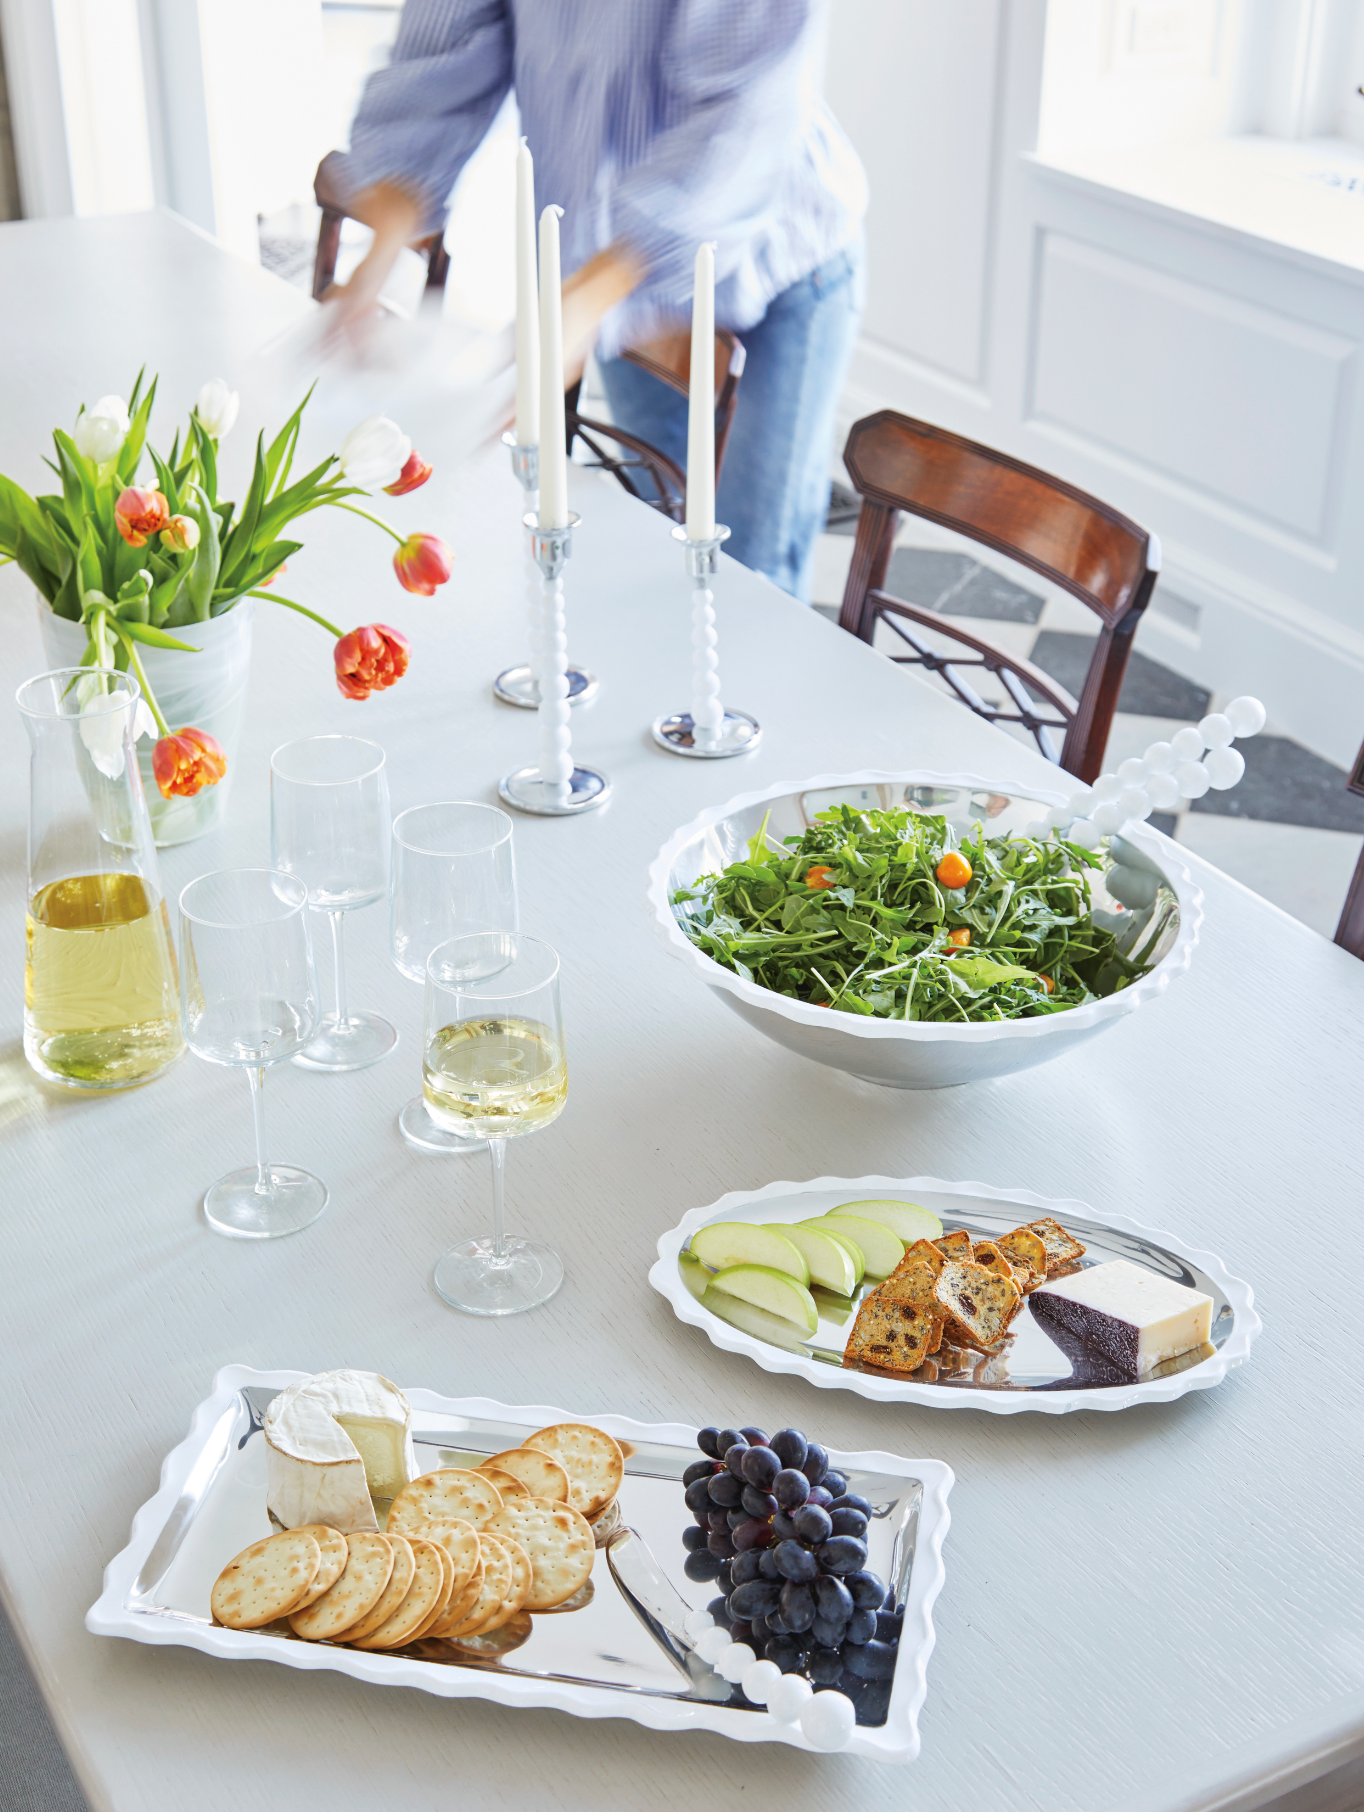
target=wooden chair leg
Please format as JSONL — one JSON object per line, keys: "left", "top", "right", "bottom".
{"left": 312, "top": 209, "right": 343, "bottom": 301}
{"left": 425, "top": 237, "right": 450, "bottom": 293}
{"left": 1336, "top": 845, "right": 1364, "bottom": 958}
{"left": 838, "top": 500, "right": 899, "bottom": 639}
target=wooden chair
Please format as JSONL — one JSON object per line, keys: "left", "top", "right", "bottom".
{"left": 312, "top": 153, "right": 450, "bottom": 300}
{"left": 1333, "top": 743, "right": 1364, "bottom": 956}
{"left": 837, "top": 411, "right": 1161, "bottom": 783}
{"left": 566, "top": 330, "right": 746, "bottom": 525}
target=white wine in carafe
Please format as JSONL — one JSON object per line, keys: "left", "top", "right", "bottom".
{"left": 423, "top": 1015, "right": 567, "bottom": 1138}
{"left": 25, "top": 872, "right": 183, "bottom": 1087}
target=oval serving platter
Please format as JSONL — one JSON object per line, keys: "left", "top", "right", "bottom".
{"left": 648, "top": 1176, "right": 1260, "bottom": 1415}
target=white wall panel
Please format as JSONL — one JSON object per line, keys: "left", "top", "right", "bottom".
{"left": 1028, "top": 231, "right": 1353, "bottom": 538}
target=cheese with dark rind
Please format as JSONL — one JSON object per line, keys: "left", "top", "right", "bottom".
{"left": 1029, "top": 1259, "right": 1212, "bottom": 1377}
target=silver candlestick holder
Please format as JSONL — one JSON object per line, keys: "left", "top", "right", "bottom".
{"left": 495, "top": 431, "right": 598, "bottom": 709}
{"left": 652, "top": 524, "right": 761, "bottom": 758}
{"left": 499, "top": 512, "right": 611, "bottom": 816}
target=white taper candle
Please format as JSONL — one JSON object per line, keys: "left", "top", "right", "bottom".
{"left": 685, "top": 242, "right": 716, "bottom": 541}
{"left": 537, "top": 205, "right": 569, "bottom": 530}
{"left": 514, "top": 139, "right": 539, "bottom": 447}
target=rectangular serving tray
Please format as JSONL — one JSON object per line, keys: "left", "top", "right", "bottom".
{"left": 87, "top": 1367, "right": 953, "bottom": 1763}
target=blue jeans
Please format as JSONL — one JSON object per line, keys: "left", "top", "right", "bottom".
{"left": 597, "top": 240, "right": 864, "bottom": 603}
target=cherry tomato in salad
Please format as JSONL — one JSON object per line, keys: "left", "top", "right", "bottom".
{"left": 935, "top": 851, "right": 973, "bottom": 890}
{"left": 806, "top": 865, "right": 836, "bottom": 890}
{"left": 946, "top": 927, "right": 971, "bottom": 948}
{"left": 1037, "top": 974, "right": 1055, "bottom": 993}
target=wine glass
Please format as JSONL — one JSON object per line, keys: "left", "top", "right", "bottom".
{"left": 424, "top": 932, "right": 566, "bottom": 1315}
{"left": 391, "top": 801, "right": 519, "bottom": 1153}
{"left": 179, "top": 868, "right": 327, "bottom": 1239}
{"left": 270, "top": 735, "right": 396, "bottom": 1071}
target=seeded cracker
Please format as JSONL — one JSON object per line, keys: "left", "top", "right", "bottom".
{"left": 1027, "top": 1217, "right": 1088, "bottom": 1273}
{"left": 212, "top": 1530, "right": 321, "bottom": 1629}
{"left": 933, "top": 1259, "right": 1020, "bottom": 1350}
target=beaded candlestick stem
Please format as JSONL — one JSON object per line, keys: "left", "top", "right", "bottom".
{"left": 498, "top": 512, "right": 610, "bottom": 815}
{"left": 493, "top": 432, "right": 598, "bottom": 709}
{"left": 651, "top": 524, "right": 761, "bottom": 757}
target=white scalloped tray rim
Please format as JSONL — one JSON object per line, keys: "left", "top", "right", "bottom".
{"left": 86, "top": 1365, "right": 954, "bottom": 1764}
{"left": 649, "top": 1176, "right": 1261, "bottom": 1415}
{"left": 645, "top": 768, "right": 1204, "bottom": 1046}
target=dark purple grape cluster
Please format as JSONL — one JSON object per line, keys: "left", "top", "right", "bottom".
{"left": 680, "top": 1422, "right": 898, "bottom": 1717}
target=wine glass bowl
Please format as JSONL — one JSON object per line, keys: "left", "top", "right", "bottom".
{"left": 179, "top": 868, "right": 327, "bottom": 1240}
{"left": 424, "top": 932, "right": 565, "bottom": 1315}
{"left": 270, "top": 735, "right": 396, "bottom": 1072}
{"left": 390, "top": 802, "right": 519, "bottom": 1153}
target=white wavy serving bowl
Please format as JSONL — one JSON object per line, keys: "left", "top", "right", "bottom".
{"left": 646, "top": 769, "right": 1203, "bottom": 1090}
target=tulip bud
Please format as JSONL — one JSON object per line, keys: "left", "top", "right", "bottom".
{"left": 194, "top": 378, "right": 240, "bottom": 440}
{"left": 159, "top": 514, "right": 200, "bottom": 553}
{"left": 334, "top": 624, "right": 410, "bottom": 700}
{"left": 383, "top": 450, "right": 433, "bottom": 495}
{"left": 393, "top": 532, "right": 453, "bottom": 596}
{"left": 338, "top": 413, "right": 412, "bottom": 491}
{"left": 114, "top": 487, "right": 170, "bottom": 548}
{"left": 73, "top": 395, "right": 130, "bottom": 463}
{"left": 151, "top": 727, "right": 228, "bottom": 799}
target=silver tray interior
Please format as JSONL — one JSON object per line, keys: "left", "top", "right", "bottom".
{"left": 127, "top": 1391, "right": 923, "bottom": 1725}
{"left": 683, "top": 1188, "right": 1233, "bottom": 1391}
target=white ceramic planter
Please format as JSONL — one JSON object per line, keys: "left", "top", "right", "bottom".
{"left": 39, "top": 599, "right": 254, "bottom": 846}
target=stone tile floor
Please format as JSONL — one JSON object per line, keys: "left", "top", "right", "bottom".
{"left": 814, "top": 484, "right": 1363, "bottom": 940}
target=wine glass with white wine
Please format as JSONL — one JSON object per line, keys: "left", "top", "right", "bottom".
{"left": 423, "top": 932, "right": 566, "bottom": 1314}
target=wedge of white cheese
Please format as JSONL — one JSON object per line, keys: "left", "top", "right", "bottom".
{"left": 1029, "top": 1259, "right": 1213, "bottom": 1378}
{"left": 263, "top": 1369, "right": 418, "bottom": 1533}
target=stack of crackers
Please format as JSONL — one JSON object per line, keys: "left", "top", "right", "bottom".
{"left": 211, "top": 1421, "right": 625, "bottom": 1650}
{"left": 845, "top": 1217, "right": 1087, "bottom": 1377}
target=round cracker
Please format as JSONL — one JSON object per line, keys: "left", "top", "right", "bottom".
{"left": 350, "top": 1539, "right": 446, "bottom": 1650}
{"left": 399, "top": 1515, "right": 480, "bottom": 1597}
{"left": 408, "top": 1541, "right": 457, "bottom": 1641}
{"left": 289, "top": 1532, "right": 393, "bottom": 1641}
{"left": 442, "top": 1534, "right": 511, "bottom": 1638}
{"left": 522, "top": 1424, "right": 623, "bottom": 1520}
{"left": 335, "top": 1536, "right": 415, "bottom": 1645}
{"left": 427, "top": 1560, "right": 485, "bottom": 1639}
{"left": 476, "top": 1465, "right": 529, "bottom": 1498}
{"left": 465, "top": 1535, "right": 532, "bottom": 1637}
{"left": 212, "top": 1531, "right": 320, "bottom": 1630}
{"left": 485, "top": 1447, "right": 569, "bottom": 1502}
{"left": 486, "top": 1495, "right": 594, "bottom": 1610}
{"left": 288, "top": 1525, "right": 349, "bottom": 1609}
{"left": 446, "top": 1610, "right": 533, "bottom": 1659}
{"left": 389, "top": 1468, "right": 503, "bottom": 1534}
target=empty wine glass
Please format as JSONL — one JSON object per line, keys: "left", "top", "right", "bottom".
{"left": 271, "top": 735, "right": 396, "bottom": 1072}
{"left": 424, "top": 932, "right": 565, "bottom": 1315}
{"left": 391, "top": 801, "right": 518, "bottom": 1153}
{"left": 179, "top": 869, "right": 326, "bottom": 1239}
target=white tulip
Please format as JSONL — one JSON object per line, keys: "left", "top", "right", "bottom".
{"left": 338, "top": 413, "right": 412, "bottom": 491}
{"left": 73, "top": 394, "right": 130, "bottom": 463}
{"left": 194, "top": 378, "right": 239, "bottom": 440}
{"left": 75, "top": 687, "right": 152, "bottom": 779}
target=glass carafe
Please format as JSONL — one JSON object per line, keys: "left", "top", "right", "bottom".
{"left": 19, "top": 667, "right": 183, "bottom": 1089}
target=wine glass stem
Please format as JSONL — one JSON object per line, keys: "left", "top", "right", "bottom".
{"left": 488, "top": 1137, "right": 507, "bottom": 1259}
{"left": 328, "top": 910, "right": 350, "bottom": 1030}
{"left": 247, "top": 1065, "right": 271, "bottom": 1194}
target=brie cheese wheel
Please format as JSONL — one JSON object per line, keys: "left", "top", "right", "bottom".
{"left": 1029, "top": 1259, "right": 1213, "bottom": 1378}
{"left": 263, "top": 1369, "right": 418, "bottom": 1533}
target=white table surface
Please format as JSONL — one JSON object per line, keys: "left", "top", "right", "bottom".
{"left": 2, "top": 210, "right": 1361, "bottom": 1812}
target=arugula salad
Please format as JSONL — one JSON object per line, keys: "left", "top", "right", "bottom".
{"left": 673, "top": 804, "right": 1161, "bottom": 1023}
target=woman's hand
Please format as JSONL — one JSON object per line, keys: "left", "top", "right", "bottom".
{"left": 320, "top": 182, "right": 426, "bottom": 333}
{"left": 561, "top": 243, "right": 646, "bottom": 385}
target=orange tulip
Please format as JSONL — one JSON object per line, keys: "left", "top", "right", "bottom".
{"left": 159, "top": 514, "right": 199, "bottom": 553}
{"left": 393, "top": 533, "right": 453, "bottom": 596}
{"left": 384, "top": 450, "right": 433, "bottom": 495}
{"left": 115, "top": 487, "right": 170, "bottom": 548}
{"left": 334, "top": 623, "right": 410, "bottom": 700}
{"left": 152, "top": 727, "right": 227, "bottom": 798}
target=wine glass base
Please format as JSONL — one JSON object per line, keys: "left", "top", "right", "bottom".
{"left": 399, "top": 1097, "right": 487, "bottom": 1154}
{"left": 204, "top": 1166, "right": 328, "bottom": 1239}
{"left": 433, "top": 1237, "right": 564, "bottom": 1316}
{"left": 292, "top": 1012, "right": 398, "bottom": 1072}
{"left": 651, "top": 710, "right": 762, "bottom": 757}
{"left": 494, "top": 664, "right": 598, "bottom": 709}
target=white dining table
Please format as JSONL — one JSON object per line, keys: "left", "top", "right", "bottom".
{"left": 2, "top": 210, "right": 1362, "bottom": 1812}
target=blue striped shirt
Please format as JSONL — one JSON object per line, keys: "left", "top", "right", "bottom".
{"left": 335, "top": 0, "right": 866, "bottom": 357}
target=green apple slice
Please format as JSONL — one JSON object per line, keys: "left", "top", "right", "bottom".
{"left": 819, "top": 1214, "right": 905, "bottom": 1279}
{"left": 830, "top": 1198, "right": 943, "bottom": 1244}
{"left": 678, "top": 1253, "right": 710, "bottom": 1301}
{"left": 708, "top": 1264, "right": 819, "bottom": 1334}
{"left": 765, "top": 1222, "right": 857, "bottom": 1295}
{"left": 690, "top": 1221, "right": 811, "bottom": 1285}
{"left": 699, "top": 1288, "right": 818, "bottom": 1353}
{"left": 801, "top": 1221, "right": 865, "bottom": 1287}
